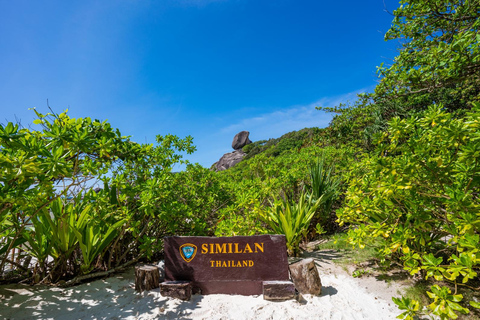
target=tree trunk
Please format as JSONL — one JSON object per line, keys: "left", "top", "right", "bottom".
{"left": 135, "top": 264, "right": 160, "bottom": 292}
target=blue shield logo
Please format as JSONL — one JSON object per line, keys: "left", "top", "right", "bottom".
{"left": 179, "top": 243, "right": 197, "bottom": 262}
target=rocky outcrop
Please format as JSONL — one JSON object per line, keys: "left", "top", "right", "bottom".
{"left": 215, "top": 150, "right": 245, "bottom": 171}
{"left": 232, "top": 131, "right": 252, "bottom": 150}
{"left": 214, "top": 131, "right": 252, "bottom": 171}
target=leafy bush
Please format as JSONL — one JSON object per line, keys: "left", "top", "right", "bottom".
{"left": 242, "top": 139, "right": 267, "bottom": 155}
{"left": 220, "top": 141, "right": 353, "bottom": 240}
{"left": 0, "top": 109, "right": 202, "bottom": 283}
{"left": 214, "top": 178, "right": 269, "bottom": 237}
{"left": 338, "top": 104, "right": 480, "bottom": 318}
{"left": 242, "top": 128, "right": 322, "bottom": 160}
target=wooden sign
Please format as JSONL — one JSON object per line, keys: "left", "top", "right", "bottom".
{"left": 164, "top": 235, "right": 289, "bottom": 295}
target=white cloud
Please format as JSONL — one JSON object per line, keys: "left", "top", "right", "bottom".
{"left": 188, "top": 87, "right": 372, "bottom": 168}
{"left": 219, "top": 87, "right": 370, "bottom": 141}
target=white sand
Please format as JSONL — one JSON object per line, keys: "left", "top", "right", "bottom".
{"left": 0, "top": 253, "right": 405, "bottom": 320}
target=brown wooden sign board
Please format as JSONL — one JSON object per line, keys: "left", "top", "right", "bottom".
{"left": 164, "top": 235, "right": 289, "bottom": 295}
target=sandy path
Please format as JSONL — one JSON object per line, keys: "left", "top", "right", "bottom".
{"left": 0, "top": 251, "right": 405, "bottom": 320}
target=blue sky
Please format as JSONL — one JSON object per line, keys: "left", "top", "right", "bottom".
{"left": 0, "top": 0, "right": 400, "bottom": 168}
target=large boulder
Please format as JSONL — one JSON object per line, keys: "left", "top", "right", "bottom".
{"left": 232, "top": 131, "right": 252, "bottom": 150}
{"left": 215, "top": 150, "right": 245, "bottom": 171}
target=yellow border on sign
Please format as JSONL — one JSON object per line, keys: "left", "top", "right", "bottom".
{"left": 179, "top": 243, "right": 197, "bottom": 263}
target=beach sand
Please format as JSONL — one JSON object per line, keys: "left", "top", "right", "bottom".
{"left": 0, "top": 250, "right": 406, "bottom": 320}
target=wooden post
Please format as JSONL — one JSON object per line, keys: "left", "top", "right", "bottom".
{"left": 135, "top": 264, "right": 160, "bottom": 292}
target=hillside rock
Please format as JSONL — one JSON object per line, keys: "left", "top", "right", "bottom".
{"left": 213, "top": 131, "right": 253, "bottom": 171}
{"left": 215, "top": 150, "right": 245, "bottom": 171}
{"left": 232, "top": 131, "right": 252, "bottom": 150}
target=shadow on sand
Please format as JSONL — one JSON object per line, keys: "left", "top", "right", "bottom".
{"left": 301, "top": 249, "right": 343, "bottom": 267}
{"left": 0, "top": 268, "right": 204, "bottom": 320}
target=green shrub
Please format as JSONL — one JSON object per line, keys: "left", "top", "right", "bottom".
{"left": 0, "top": 109, "right": 197, "bottom": 282}
{"left": 338, "top": 104, "right": 480, "bottom": 319}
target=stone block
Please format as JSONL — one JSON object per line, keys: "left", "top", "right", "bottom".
{"left": 160, "top": 281, "right": 192, "bottom": 301}
{"left": 263, "top": 281, "right": 295, "bottom": 301}
{"left": 289, "top": 258, "right": 322, "bottom": 295}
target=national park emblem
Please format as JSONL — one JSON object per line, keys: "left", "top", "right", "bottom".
{"left": 179, "top": 243, "right": 197, "bottom": 263}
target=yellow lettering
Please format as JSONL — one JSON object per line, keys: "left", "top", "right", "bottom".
{"left": 215, "top": 243, "right": 226, "bottom": 254}
{"left": 244, "top": 243, "right": 253, "bottom": 253}
{"left": 210, "top": 259, "right": 255, "bottom": 267}
{"left": 234, "top": 243, "right": 242, "bottom": 253}
{"left": 201, "top": 242, "right": 264, "bottom": 255}
{"left": 254, "top": 243, "right": 264, "bottom": 253}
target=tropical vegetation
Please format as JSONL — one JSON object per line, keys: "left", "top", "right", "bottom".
{"left": 1, "top": 0, "right": 479, "bottom": 318}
